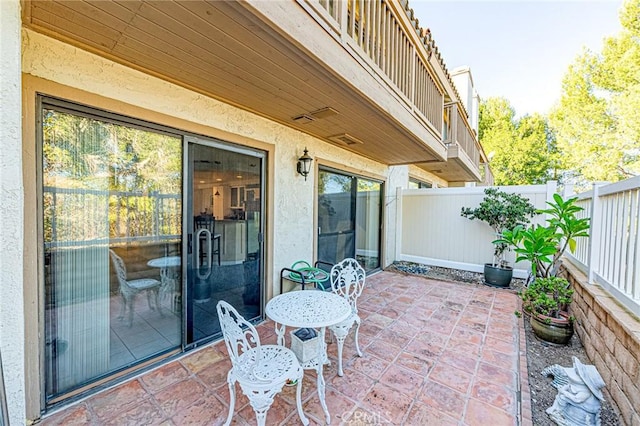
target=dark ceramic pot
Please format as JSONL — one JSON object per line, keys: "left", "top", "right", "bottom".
{"left": 530, "top": 312, "right": 574, "bottom": 345}
{"left": 483, "top": 263, "right": 513, "bottom": 288}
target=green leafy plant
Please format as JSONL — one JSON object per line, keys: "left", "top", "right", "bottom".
{"left": 519, "top": 276, "right": 574, "bottom": 322}
{"left": 461, "top": 188, "right": 537, "bottom": 268}
{"left": 495, "top": 193, "right": 590, "bottom": 279}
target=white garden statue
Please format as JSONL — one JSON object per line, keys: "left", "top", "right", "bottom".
{"left": 544, "top": 356, "right": 605, "bottom": 426}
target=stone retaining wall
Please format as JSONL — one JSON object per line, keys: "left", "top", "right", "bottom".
{"left": 563, "top": 262, "right": 640, "bottom": 425}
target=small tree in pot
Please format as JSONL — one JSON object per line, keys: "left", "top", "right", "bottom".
{"left": 496, "top": 194, "right": 590, "bottom": 344}
{"left": 461, "top": 188, "right": 537, "bottom": 287}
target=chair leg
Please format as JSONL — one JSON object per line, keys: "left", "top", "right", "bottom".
{"left": 354, "top": 317, "right": 363, "bottom": 357}
{"left": 295, "top": 371, "right": 309, "bottom": 426}
{"left": 334, "top": 331, "right": 347, "bottom": 377}
{"left": 154, "top": 288, "right": 163, "bottom": 317}
{"left": 146, "top": 290, "right": 155, "bottom": 311}
{"left": 223, "top": 378, "right": 236, "bottom": 426}
{"left": 128, "top": 296, "right": 135, "bottom": 327}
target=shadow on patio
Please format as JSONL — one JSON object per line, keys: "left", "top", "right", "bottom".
{"left": 41, "top": 271, "right": 531, "bottom": 425}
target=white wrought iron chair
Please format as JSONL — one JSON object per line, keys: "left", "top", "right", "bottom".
{"left": 216, "top": 301, "right": 309, "bottom": 426}
{"left": 109, "top": 249, "right": 162, "bottom": 326}
{"left": 328, "top": 257, "right": 366, "bottom": 377}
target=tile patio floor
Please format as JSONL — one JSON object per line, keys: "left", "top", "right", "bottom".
{"left": 40, "top": 271, "right": 532, "bottom": 425}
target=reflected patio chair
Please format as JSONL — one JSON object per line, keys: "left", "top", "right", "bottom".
{"left": 109, "top": 249, "right": 161, "bottom": 326}
{"left": 216, "top": 301, "right": 308, "bottom": 426}
{"left": 328, "top": 257, "right": 366, "bottom": 376}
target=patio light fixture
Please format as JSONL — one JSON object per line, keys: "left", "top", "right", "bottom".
{"left": 297, "top": 148, "right": 313, "bottom": 181}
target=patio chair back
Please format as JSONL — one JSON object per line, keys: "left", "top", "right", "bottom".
{"left": 216, "top": 300, "right": 262, "bottom": 368}
{"left": 330, "top": 258, "right": 365, "bottom": 313}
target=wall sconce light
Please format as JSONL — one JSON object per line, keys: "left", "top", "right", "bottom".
{"left": 297, "top": 147, "right": 313, "bottom": 181}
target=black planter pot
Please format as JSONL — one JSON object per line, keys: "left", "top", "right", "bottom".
{"left": 483, "top": 263, "right": 513, "bottom": 288}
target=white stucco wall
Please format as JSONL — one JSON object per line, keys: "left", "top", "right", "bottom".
{"left": 1, "top": 0, "right": 26, "bottom": 424}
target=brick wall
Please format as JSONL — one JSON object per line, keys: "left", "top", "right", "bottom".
{"left": 563, "top": 262, "right": 640, "bottom": 426}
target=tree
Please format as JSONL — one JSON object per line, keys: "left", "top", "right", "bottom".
{"left": 479, "top": 98, "right": 557, "bottom": 185}
{"left": 550, "top": 0, "right": 640, "bottom": 185}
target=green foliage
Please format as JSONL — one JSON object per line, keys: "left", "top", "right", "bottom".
{"left": 550, "top": 0, "right": 640, "bottom": 186}
{"left": 479, "top": 98, "right": 558, "bottom": 185}
{"left": 519, "top": 276, "right": 574, "bottom": 320}
{"left": 461, "top": 188, "right": 537, "bottom": 266}
{"left": 495, "top": 194, "right": 590, "bottom": 279}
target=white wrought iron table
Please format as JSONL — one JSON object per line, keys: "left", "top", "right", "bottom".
{"left": 265, "top": 290, "right": 351, "bottom": 424}
{"left": 147, "top": 256, "right": 181, "bottom": 311}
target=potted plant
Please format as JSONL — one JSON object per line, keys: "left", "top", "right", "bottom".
{"left": 496, "top": 194, "right": 590, "bottom": 344}
{"left": 461, "top": 188, "right": 537, "bottom": 287}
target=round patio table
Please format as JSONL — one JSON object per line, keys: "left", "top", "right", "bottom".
{"left": 266, "top": 291, "right": 351, "bottom": 424}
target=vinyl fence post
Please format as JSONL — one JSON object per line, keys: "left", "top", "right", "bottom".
{"left": 588, "top": 184, "right": 603, "bottom": 283}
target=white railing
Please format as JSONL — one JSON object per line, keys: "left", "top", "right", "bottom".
{"left": 566, "top": 178, "right": 640, "bottom": 316}
{"left": 307, "top": 0, "right": 444, "bottom": 134}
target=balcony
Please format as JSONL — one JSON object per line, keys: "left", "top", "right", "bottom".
{"left": 22, "top": 0, "right": 465, "bottom": 167}
{"left": 417, "top": 103, "right": 487, "bottom": 183}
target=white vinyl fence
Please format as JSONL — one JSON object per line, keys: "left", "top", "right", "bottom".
{"left": 565, "top": 178, "right": 640, "bottom": 317}
{"left": 396, "top": 182, "right": 557, "bottom": 279}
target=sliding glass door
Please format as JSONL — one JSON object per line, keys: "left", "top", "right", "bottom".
{"left": 185, "top": 139, "right": 264, "bottom": 347}
{"left": 40, "top": 99, "right": 265, "bottom": 404}
{"left": 41, "top": 99, "right": 183, "bottom": 401}
{"left": 317, "top": 169, "right": 382, "bottom": 272}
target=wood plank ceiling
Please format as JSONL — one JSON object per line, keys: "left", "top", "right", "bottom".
{"left": 23, "top": 0, "right": 446, "bottom": 166}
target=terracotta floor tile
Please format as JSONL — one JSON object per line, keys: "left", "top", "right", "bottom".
{"left": 438, "top": 349, "right": 478, "bottom": 374}
{"left": 471, "top": 379, "right": 516, "bottom": 413}
{"left": 419, "top": 379, "right": 466, "bottom": 420}
{"left": 141, "top": 361, "right": 190, "bottom": 394}
{"left": 88, "top": 379, "right": 149, "bottom": 420}
{"left": 429, "top": 362, "right": 473, "bottom": 394}
{"left": 103, "top": 398, "right": 166, "bottom": 426}
{"left": 361, "top": 382, "right": 413, "bottom": 424}
{"left": 378, "top": 305, "right": 402, "bottom": 319}
{"left": 386, "top": 318, "right": 420, "bottom": 338}
{"left": 328, "top": 369, "right": 375, "bottom": 400}
{"left": 195, "top": 358, "right": 232, "bottom": 389}
{"left": 406, "top": 401, "right": 459, "bottom": 426}
{"left": 405, "top": 338, "right": 444, "bottom": 360}
{"left": 413, "top": 329, "right": 450, "bottom": 347}
{"left": 449, "top": 327, "right": 485, "bottom": 345}
{"left": 464, "top": 398, "right": 515, "bottom": 425}
{"left": 154, "top": 378, "right": 207, "bottom": 416}
{"left": 345, "top": 406, "right": 392, "bottom": 425}
{"left": 481, "top": 347, "right": 518, "bottom": 370}
{"left": 171, "top": 392, "right": 227, "bottom": 426}
{"left": 38, "top": 272, "right": 528, "bottom": 426}
{"left": 39, "top": 404, "right": 93, "bottom": 425}
{"left": 180, "top": 346, "right": 226, "bottom": 373}
{"left": 348, "top": 353, "right": 390, "bottom": 380}
{"left": 302, "top": 387, "right": 357, "bottom": 424}
{"left": 476, "top": 362, "right": 517, "bottom": 390}
{"left": 395, "top": 351, "right": 434, "bottom": 376}
{"left": 376, "top": 328, "right": 412, "bottom": 349}
{"left": 366, "top": 338, "right": 402, "bottom": 362}
{"left": 485, "top": 335, "right": 517, "bottom": 355}
{"left": 378, "top": 364, "right": 425, "bottom": 398}
{"left": 365, "top": 313, "right": 395, "bottom": 328}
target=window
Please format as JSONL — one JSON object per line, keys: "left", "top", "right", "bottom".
{"left": 409, "top": 178, "right": 432, "bottom": 189}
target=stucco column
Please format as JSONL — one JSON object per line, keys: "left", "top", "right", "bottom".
{"left": 0, "top": 0, "right": 26, "bottom": 424}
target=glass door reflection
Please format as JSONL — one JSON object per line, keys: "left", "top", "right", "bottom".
{"left": 185, "top": 140, "right": 264, "bottom": 347}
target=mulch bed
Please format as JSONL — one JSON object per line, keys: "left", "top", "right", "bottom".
{"left": 386, "top": 261, "right": 622, "bottom": 425}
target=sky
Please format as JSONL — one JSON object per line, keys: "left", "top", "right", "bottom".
{"left": 410, "top": 0, "right": 624, "bottom": 117}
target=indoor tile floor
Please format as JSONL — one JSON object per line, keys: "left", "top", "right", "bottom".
{"left": 40, "top": 271, "right": 532, "bottom": 425}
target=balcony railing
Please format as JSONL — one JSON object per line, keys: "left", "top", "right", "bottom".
{"left": 443, "top": 104, "right": 480, "bottom": 167}
{"left": 308, "top": 0, "right": 444, "bottom": 135}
